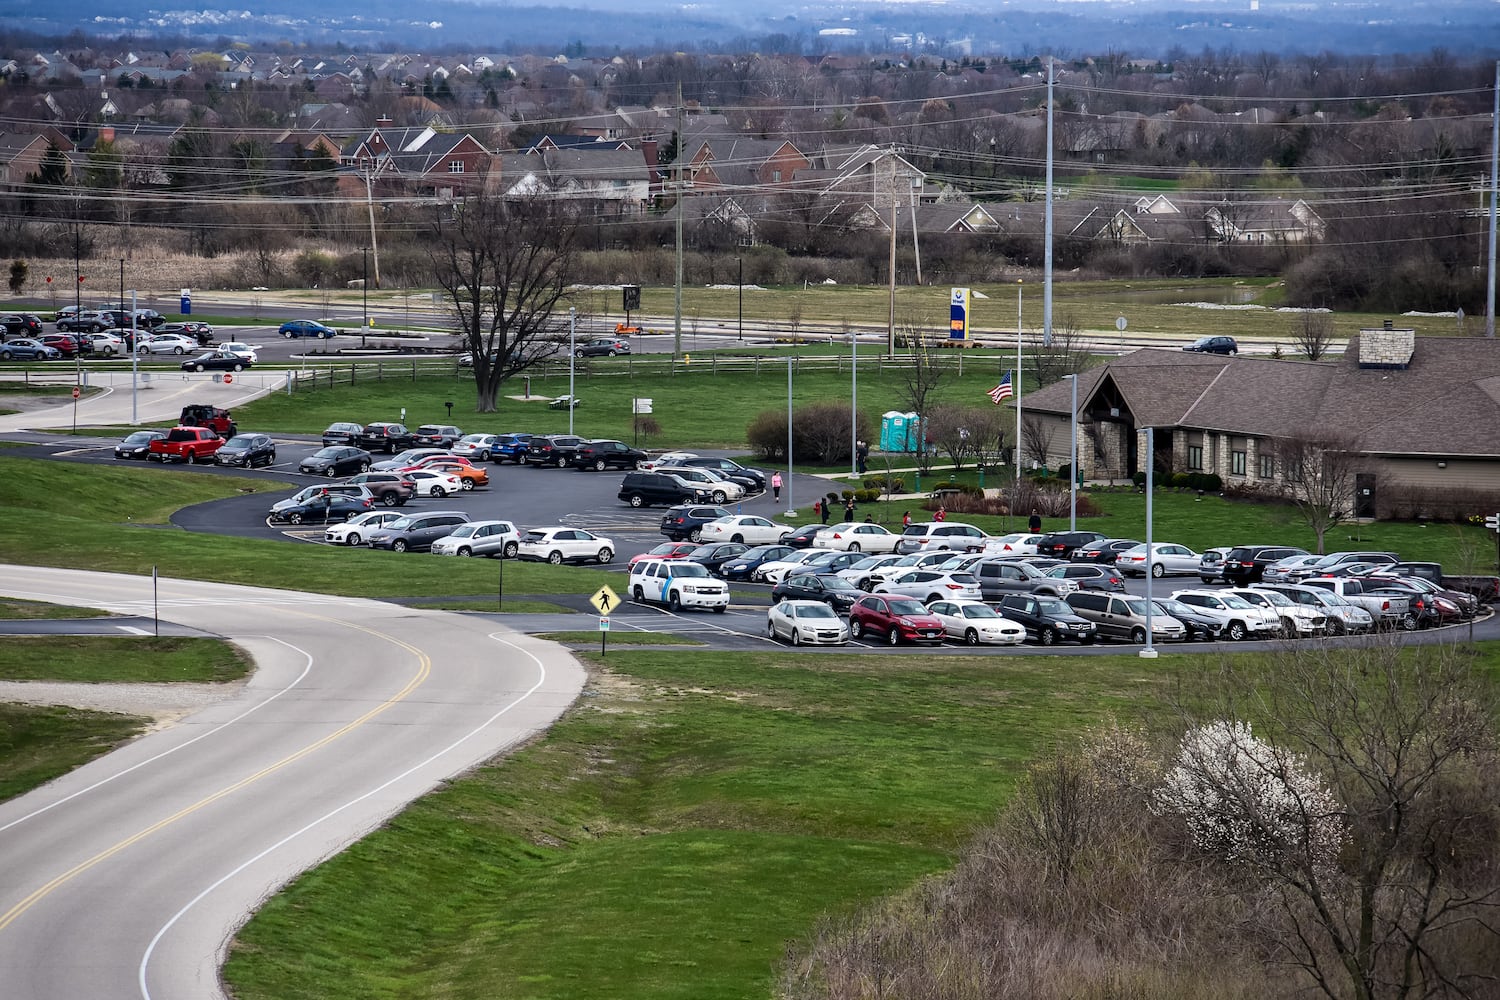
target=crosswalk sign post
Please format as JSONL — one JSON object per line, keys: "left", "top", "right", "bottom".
{"left": 589, "top": 585, "right": 621, "bottom": 655}
{"left": 599, "top": 616, "right": 611, "bottom": 654}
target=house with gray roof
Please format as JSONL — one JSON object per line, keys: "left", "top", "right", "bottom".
{"left": 1017, "top": 329, "right": 1500, "bottom": 517}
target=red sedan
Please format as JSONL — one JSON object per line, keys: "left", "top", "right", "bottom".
{"left": 626, "top": 541, "right": 700, "bottom": 568}
{"left": 848, "top": 595, "right": 946, "bottom": 646}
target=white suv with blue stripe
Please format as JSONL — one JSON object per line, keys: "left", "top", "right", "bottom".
{"left": 629, "top": 559, "right": 730, "bottom": 613}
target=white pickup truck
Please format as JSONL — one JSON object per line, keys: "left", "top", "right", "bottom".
{"left": 1300, "top": 577, "right": 1412, "bottom": 630}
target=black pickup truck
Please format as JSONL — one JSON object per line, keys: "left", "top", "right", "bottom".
{"left": 1387, "top": 562, "right": 1500, "bottom": 603}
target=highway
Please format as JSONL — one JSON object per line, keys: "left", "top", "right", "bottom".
{"left": 0, "top": 565, "right": 585, "bottom": 1000}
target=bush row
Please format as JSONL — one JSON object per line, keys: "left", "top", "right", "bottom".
{"left": 1130, "top": 470, "right": 1224, "bottom": 492}
{"left": 747, "top": 404, "right": 875, "bottom": 465}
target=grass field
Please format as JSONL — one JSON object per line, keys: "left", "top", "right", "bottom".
{"left": 0, "top": 636, "right": 251, "bottom": 684}
{"left": 0, "top": 704, "right": 148, "bottom": 803}
{"left": 0, "top": 598, "right": 114, "bottom": 619}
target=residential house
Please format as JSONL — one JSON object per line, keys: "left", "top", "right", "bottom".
{"left": 1205, "top": 197, "right": 1325, "bottom": 243}
{"left": 497, "top": 147, "right": 651, "bottom": 215}
{"left": 0, "top": 131, "right": 69, "bottom": 186}
{"left": 339, "top": 125, "right": 498, "bottom": 199}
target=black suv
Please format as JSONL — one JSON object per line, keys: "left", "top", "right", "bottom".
{"left": 1035, "top": 531, "right": 1108, "bottom": 559}
{"left": 322, "top": 421, "right": 365, "bottom": 447}
{"left": 659, "top": 503, "right": 732, "bottom": 541}
{"left": 527, "top": 434, "right": 587, "bottom": 468}
{"left": 1183, "top": 335, "right": 1238, "bottom": 355}
{"left": 356, "top": 422, "right": 416, "bottom": 454}
{"left": 620, "top": 472, "right": 709, "bottom": 508}
{"left": 574, "top": 439, "right": 648, "bottom": 471}
{"left": 1220, "top": 545, "right": 1310, "bottom": 584}
{"left": 1, "top": 313, "right": 44, "bottom": 337}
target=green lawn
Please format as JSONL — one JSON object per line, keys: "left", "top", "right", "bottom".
{"left": 0, "top": 704, "right": 148, "bottom": 803}
{"left": 0, "top": 598, "right": 114, "bottom": 619}
{"left": 0, "top": 636, "right": 251, "bottom": 683}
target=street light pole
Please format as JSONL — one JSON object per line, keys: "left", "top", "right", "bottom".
{"left": 851, "top": 326, "right": 858, "bottom": 479}
{"left": 568, "top": 307, "right": 577, "bottom": 437}
{"left": 736, "top": 256, "right": 743, "bottom": 341}
{"left": 1015, "top": 279, "right": 1023, "bottom": 475}
{"left": 786, "top": 356, "right": 795, "bottom": 516}
{"left": 1141, "top": 426, "right": 1158, "bottom": 659}
{"left": 1068, "top": 373, "right": 1078, "bottom": 531}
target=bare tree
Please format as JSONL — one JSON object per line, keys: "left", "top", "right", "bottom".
{"left": 1291, "top": 311, "right": 1337, "bottom": 360}
{"left": 964, "top": 405, "right": 1011, "bottom": 481}
{"left": 894, "top": 315, "right": 945, "bottom": 474}
{"left": 1274, "top": 431, "right": 1363, "bottom": 553}
{"left": 1029, "top": 313, "right": 1094, "bottom": 388}
{"left": 1021, "top": 415, "right": 1055, "bottom": 471}
{"left": 786, "top": 301, "right": 804, "bottom": 344}
{"left": 429, "top": 192, "right": 578, "bottom": 412}
{"left": 924, "top": 403, "right": 974, "bottom": 473}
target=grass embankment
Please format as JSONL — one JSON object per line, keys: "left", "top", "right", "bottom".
{"left": 225, "top": 646, "right": 1158, "bottom": 1000}
{"left": 0, "top": 636, "right": 251, "bottom": 683}
{"left": 0, "top": 705, "right": 147, "bottom": 802}
{"left": 0, "top": 598, "right": 113, "bottom": 619}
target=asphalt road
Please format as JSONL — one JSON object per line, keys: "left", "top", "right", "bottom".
{"left": 0, "top": 564, "right": 585, "bottom": 1000}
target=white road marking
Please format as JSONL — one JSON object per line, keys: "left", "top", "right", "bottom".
{"left": 115, "top": 625, "right": 152, "bottom": 635}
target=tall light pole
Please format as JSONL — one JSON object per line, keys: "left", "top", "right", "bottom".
{"left": 1067, "top": 373, "right": 1078, "bottom": 530}
{"left": 786, "top": 356, "right": 795, "bottom": 516}
{"left": 1141, "top": 426, "right": 1157, "bottom": 658}
{"left": 129, "top": 289, "right": 139, "bottom": 425}
{"left": 736, "top": 256, "right": 743, "bottom": 341}
{"left": 850, "top": 326, "right": 859, "bottom": 479}
{"left": 1014, "top": 279, "right": 1023, "bottom": 475}
{"left": 568, "top": 307, "right": 577, "bottom": 436}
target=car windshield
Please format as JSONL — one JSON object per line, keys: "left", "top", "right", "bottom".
{"left": 887, "top": 599, "right": 928, "bottom": 615}
{"left": 383, "top": 517, "right": 415, "bottom": 530}
{"left": 1257, "top": 590, "right": 1294, "bottom": 607}
{"left": 793, "top": 604, "right": 838, "bottom": 620}
{"left": 123, "top": 432, "right": 156, "bottom": 444}
{"left": 849, "top": 556, "right": 890, "bottom": 570}
{"left": 312, "top": 447, "right": 342, "bottom": 458}
{"left": 671, "top": 564, "right": 711, "bottom": 578}
{"left": 449, "top": 525, "right": 478, "bottom": 538}
{"left": 1219, "top": 594, "right": 1253, "bottom": 609}
{"left": 1037, "top": 599, "right": 1073, "bottom": 616}
{"left": 648, "top": 543, "right": 679, "bottom": 555}
{"left": 961, "top": 605, "right": 1000, "bottom": 619}
{"left": 1154, "top": 599, "right": 1192, "bottom": 616}
{"left": 1123, "top": 599, "right": 1155, "bottom": 616}
{"left": 819, "top": 576, "right": 858, "bottom": 592}
{"left": 225, "top": 436, "right": 254, "bottom": 447}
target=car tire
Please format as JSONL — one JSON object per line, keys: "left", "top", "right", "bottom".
{"left": 847, "top": 542, "right": 861, "bottom": 553}
{"left": 731, "top": 534, "right": 744, "bottom": 544}
{"left": 232, "top": 364, "right": 244, "bottom": 372}
{"left": 593, "top": 458, "right": 607, "bottom": 472}
{"left": 173, "top": 346, "right": 184, "bottom": 354}
{"left": 431, "top": 486, "right": 446, "bottom": 497}
{"left": 597, "top": 547, "right": 613, "bottom": 564}
{"left": 1227, "top": 620, "right": 1248, "bottom": 641}
{"left": 461, "top": 480, "right": 475, "bottom": 491}
{"left": 607, "top": 349, "right": 618, "bottom": 357}
{"left": 668, "top": 592, "right": 682, "bottom": 612}
{"left": 555, "top": 456, "right": 567, "bottom": 468}
{"left": 964, "top": 629, "right": 979, "bottom": 647}
{"left": 457, "top": 547, "right": 472, "bottom": 557}
{"left": 0, "top": 351, "right": 10, "bottom": 361}
{"left": 1130, "top": 626, "right": 1147, "bottom": 644}
{"left": 1399, "top": 612, "right": 1418, "bottom": 631}
{"left": 287, "top": 512, "right": 303, "bottom": 525}
{"left": 477, "top": 451, "right": 490, "bottom": 462}
{"left": 886, "top": 627, "right": 900, "bottom": 647}
{"left": 193, "top": 363, "right": 205, "bottom": 372}
{"left": 1200, "top": 576, "right": 1216, "bottom": 584}
{"left": 326, "top": 467, "right": 337, "bottom": 478}
{"left": 791, "top": 629, "right": 802, "bottom": 646}
{"left": 392, "top": 540, "right": 408, "bottom": 553}
{"left": 1039, "top": 628, "right": 1057, "bottom": 646}
{"left": 186, "top": 451, "right": 198, "bottom": 465}
{"left": 547, "top": 550, "right": 563, "bottom": 565}
{"left": 927, "top": 593, "right": 943, "bottom": 604}
{"left": 850, "top": 619, "right": 864, "bottom": 639}
{"left": 766, "top": 620, "right": 777, "bottom": 640}
{"left": 380, "top": 493, "right": 401, "bottom": 507}
{"left": 1151, "top": 563, "right": 1165, "bottom": 578}
{"left": 688, "top": 528, "right": 703, "bottom": 542}
{"left": 575, "top": 350, "right": 585, "bottom": 359}
{"left": 627, "top": 494, "right": 645, "bottom": 508}
{"left": 346, "top": 533, "right": 361, "bottom": 546}
{"left": 711, "top": 490, "right": 727, "bottom": 504}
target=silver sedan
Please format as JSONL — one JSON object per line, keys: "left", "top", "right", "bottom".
{"left": 766, "top": 600, "right": 850, "bottom": 646}
{"left": 1115, "top": 542, "right": 1203, "bottom": 578}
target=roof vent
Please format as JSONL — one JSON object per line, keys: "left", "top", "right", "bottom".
{"left": 1358, "top": 325, "right": 1415, "bottom": 370}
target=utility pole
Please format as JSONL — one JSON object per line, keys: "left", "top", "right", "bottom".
{"left": 886, "top": 197, "right": 897, "bottom": 353}
{"left": 364, "top": 168, "right": 381, "bottom": 290}
{"left": 1043, "top": 57, "right": 1055, "bottom": 348}
{"left": 1486, "top": 59, "right": 1497, "bottom": 338}
{"left": 673, "top": 83, "right": 684, "bottom": 360}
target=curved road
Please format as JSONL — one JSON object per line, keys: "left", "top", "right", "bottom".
{"left": 0, "top": 564, "right": 585, "bottom": 1000}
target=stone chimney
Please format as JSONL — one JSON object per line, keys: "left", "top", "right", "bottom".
{"left": 99, "top": 125, "right": 115, "bottom": 144}
{"left": 1357, "top": 321, "right": 1416, "bottom": 370}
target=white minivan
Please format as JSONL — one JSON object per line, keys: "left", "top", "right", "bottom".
{"left": 629, "top": 559, "right": 730, "bottom": 613}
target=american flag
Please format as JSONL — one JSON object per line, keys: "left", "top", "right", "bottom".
{"left": 988, "top": 372, "right": 1013, "bottom": 404}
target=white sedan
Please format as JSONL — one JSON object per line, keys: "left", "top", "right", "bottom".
{"left": 756, "top": 548, "right": 836, "bottom": 585}
{"left": 1116, "top": 542, "right": 1203, "bottom": 578}
{"left": 766, "top": 600, "right": 850, "bottom": 646}
{"left": 814, "top": 522, "right": 901, "bottom": 553}
{"left": 701, "top": 515, "right": 791, "bottom": 545}
{"left": 324, "top": 510, "right": 403, "bottom": 546}
{"left": 874, "top": 570, "right": 983, "bottom": 603}
{"left": 86, "top": 331, "right": 127, "bottom": 355}
{"left": 982, "top": 533, "right": 1047, "bottom": 556}
{"left": 925, "top": 600, "right": 1027, "bottom": 646}
{"left": 516, "top": 527, "right": 615, "bottom": 565}
{"left": 218, "top": 341, "right": 259, "bottom": 363}
{"left": 638, "top": 450, "right": 698, "bottom": 471}
{"left": 858, "top": 551, "right": 956, "bottom": 588}
{"left": 134, "top": 333, "right": 198, "bottom": 355}
{"left": 403, "top": 469, "right": 465, "bottom": 497}
{"left": 835, "top": 554, "right": 906, "bottom": 589}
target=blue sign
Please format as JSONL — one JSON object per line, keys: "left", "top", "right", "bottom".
{"left": 948, "top": 287, "right": 970, "bottom": 341}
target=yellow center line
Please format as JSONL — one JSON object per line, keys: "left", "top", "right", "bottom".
{"left": 0, "top": 612, "right": 431, "bottom": 934}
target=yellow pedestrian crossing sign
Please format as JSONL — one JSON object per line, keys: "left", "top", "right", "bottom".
{"left": 589, "top": 585, "right": 621, "bottom": 616}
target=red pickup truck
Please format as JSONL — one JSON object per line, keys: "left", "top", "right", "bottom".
{"left": 148, "top": 426, "right": 225, "bottom": 464}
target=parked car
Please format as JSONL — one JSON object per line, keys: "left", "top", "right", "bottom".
{"left": 214, "top": 433, "right": 277, "bottom": 468}
{"left": 893, "top": 521, "right": 988, "bottom": 555}
{"left": 372, "top": 448, "right": 451, "bottom": 472}
{"left": 270, "top": 484, "right": 373, "bottom": 514}
{"left": 654, "top": 464, "right": 744, "bottom": 502}
{"left": 674, "top": 456, "right": 766, "bottom": 491}
{"left": 413, "top": 460, "right": 486, "bottom": 491}
{"left": 780, "top": 550, "right": 865, "bottom": 582}
{"left": 620, "top": 471, "right": 710, "bottom": 509}
{"left": 156, "top": 322, "right": 213, "bottom": 346}
{"left": 1044, "top": 563, "right": 1127, "bottom": 592}
{"left": 366, "top": 511, "right": 472, "bottom": 553}
{"left": 1195, "top": 546, "right": 1234, "bottom": 583}
{"left": 924, "top": 600, "right": 1026, "bottom": 646}
{"left": 430, "top": 520, "right": 521, "bottom": 559}
{"left": 1223, "top": 587, "right": 1327, "bottom": 638}
{"left": 1298, "top": 577, "right": 1411, "bottom": 630}
{"left": 114, "top": 429, "right": 167, "bottom": 459}
{"left": 300, "top": 446, "right": 373, "bottom": 478}
{"left": 771, "top": 572, "right": 866, "bottom": 613}
{"left": 218, "top": 342, "right": 259, "bottom": 363}
{"left": 0, "top": 312, "right": 44, "bottom": 337}
{"left": 874, "top": 569, "right": 983, "bottom": 604}
{"left": 855, "top": 551, "right": 957, "bottom": 590}
{"left": 279, "top": 319, "right": 337, "bottom": 339}
{"left": 412, "top": 424, "right": 464, "bottom": 448}
{"left": 781, "top": 524, "right": 827, "bottom": 549}
{"left": 1218, "top": 545, "right": 1311, "bottom": 584}
{"left": 403, "top": 469, "right": 465, "bottom": 497}
{"left": 815, "top": 522, "right": 901, "bottom": 553}
{"left": 516, "top": 527, "right": 616, "bottom": 565}
{"left": 1115, "top": 542, "right": 1203, "bottom": 578}
{"left": 996, "top": 594, "right": 1099, "bottom": 646}
{"left": 756, "top": 548, "right": 837, "bottom": 585}
{"left": 340, "top": 472, "right": 416, "bottom": 507}
{"left": 39, "top": 333, "right": 82, "bottom": 358}
{"left": 357, "top": 423, "right": 417, "bottom": 454}
{"left": 575, "top": 337, "right": 631, "bottom": 357}
{"left": 135, "top": 333, "right": 198, "bottom": 355}
{"left": 56, "top": 310, "right": 109, "bottom": 334}
{"left": 658, "top": 503, "right": 733, "bottom": 542}
{"left": 968, "top": 557, "right": 1075, "bottom": 601}
{"left": 628, "top": 542, "right": 702, "bottom": 568}
{"left": 1069, "top": 538, "right": 1140, "bottom": 564}
{"left": 0, "top": 338, "right": 61, "bottom": 361}
{"left": 268, "top": 493, "right": 374, "bottom": 525}
{"left": 1169, "top": 589, "right": 1281, "bottom": 640}
{"left": 1183, "top": 335, "right": 1238, "bottom": 355}
{"left": 526, "top": 434, "right": 587, "bottom": 467}
{"left": 834, "top": 554, "right": 908, "bottom": 590}
{"left": 148, "top": 425, "right": 225, "bottom": 463}
{"left": 1261, "top": 553, "right": 1328, "bottom": 584}
{"left": 1066, "top": 591, "right": 1187, "bottom": 644}
{"left": 130, "top": 309, "right": 167, "bottom": 330}
{"left": 181, "top": 350, "right": 249, "bottom": 372}
{"left": 701, "top": 515, "right": 790, "bottom": 545}
{"left": 450, "top": 434, "right": 503, "bottom": 462}
{"left": 1150, "top": 597, "right": 1226, "bottom": 642}
{"left": 682, "top": 542, "right": 749, "bottom": 576}
{"left": 849, "top": 595, "right": 947, "bottom": 646}
{"left": 321, "top": 421, "right": 364, "bottom": 447}
{"left": 1034, "top": 530, "right": 1108, "bottom": 559}
{"left": 719, "top": 544, "right": 796, "bottom": 582}
{"left": 571, "top": 439, "right": 647, "bottom": 472}
{"left": 981, "top": 532, "right": 1048, "bottom": 557}
{"left": 324, "top": 510, "right": 404, "bottom": 547}
{"left": 629, "top": 559, "right": 730, "bottom": 612}
{"left": 492, "top": 433, "right": 534, "bottom": 464}
{"left": 1252, "top": 583, "right": 1374, "bottom": 635}
{"left": 86, "top": 331, "right": 127, "bottom": 355}
{"left": 766, "top": 600, "right": 850, "bottom": 646}
{"left": 1379, "top": 562, "right": 1499, "bottom": 604}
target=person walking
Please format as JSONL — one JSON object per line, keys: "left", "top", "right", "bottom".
{"left": 771, "top": 471, "right": 783, "bottom": 502}
{"left": 1028, "top": 508, "right": 1042, "bottom": 533}
{"left": 820, "top": 498, "right": 831, "bottom": 525}
{"left": 856, "top": 440, "right": 869, "bottom": 474}
{"left": 934, "top": 504, "right": 947, "bottom": 522}
{"left": 843, "top": 497, "right": 856, "bottom": 522}
{"left": 902, "top": 510, "right": 912, "bottom": 528}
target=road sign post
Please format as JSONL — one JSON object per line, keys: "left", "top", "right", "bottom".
{"left": 1486, "top": 513, "right": 1500, "bottom": 570}
{"left": 599, "top": 615, "right": 611, "bottom": 655}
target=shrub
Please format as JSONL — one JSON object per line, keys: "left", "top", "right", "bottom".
{"left": 745, "top": 403, "right": 875, "bottom": 465}
{"left": 856, "top": 489, "right": 881, "bottom": 503}
{"left": 1132, "top": 471, "right": 1147, "bottom": 488}
{"left": 746, "top": 409, "right": 788, "bottom": 462}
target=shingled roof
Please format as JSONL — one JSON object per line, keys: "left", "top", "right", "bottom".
{"left": 1020, "top": 337, "right": 1500, "bottom": 459}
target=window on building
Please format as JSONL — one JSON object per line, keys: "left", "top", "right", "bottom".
{"left": 1258, "top": 454, "right": 1274, "bottom": 479}
{"left": 771, "top": 170, "right": 782, "bottom": 183}
{"left": 448, "top": 160, "right": 465, "bottom": 173}
{"left": 1231, "top": 450, "right": 1247, "bottom": 476}
{"left": 1187, "top": 445, "right": 1203, "bottom": 471}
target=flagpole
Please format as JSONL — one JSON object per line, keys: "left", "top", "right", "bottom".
{"left": 1015, "top": 279, "right": 1023, "bottom": 475}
